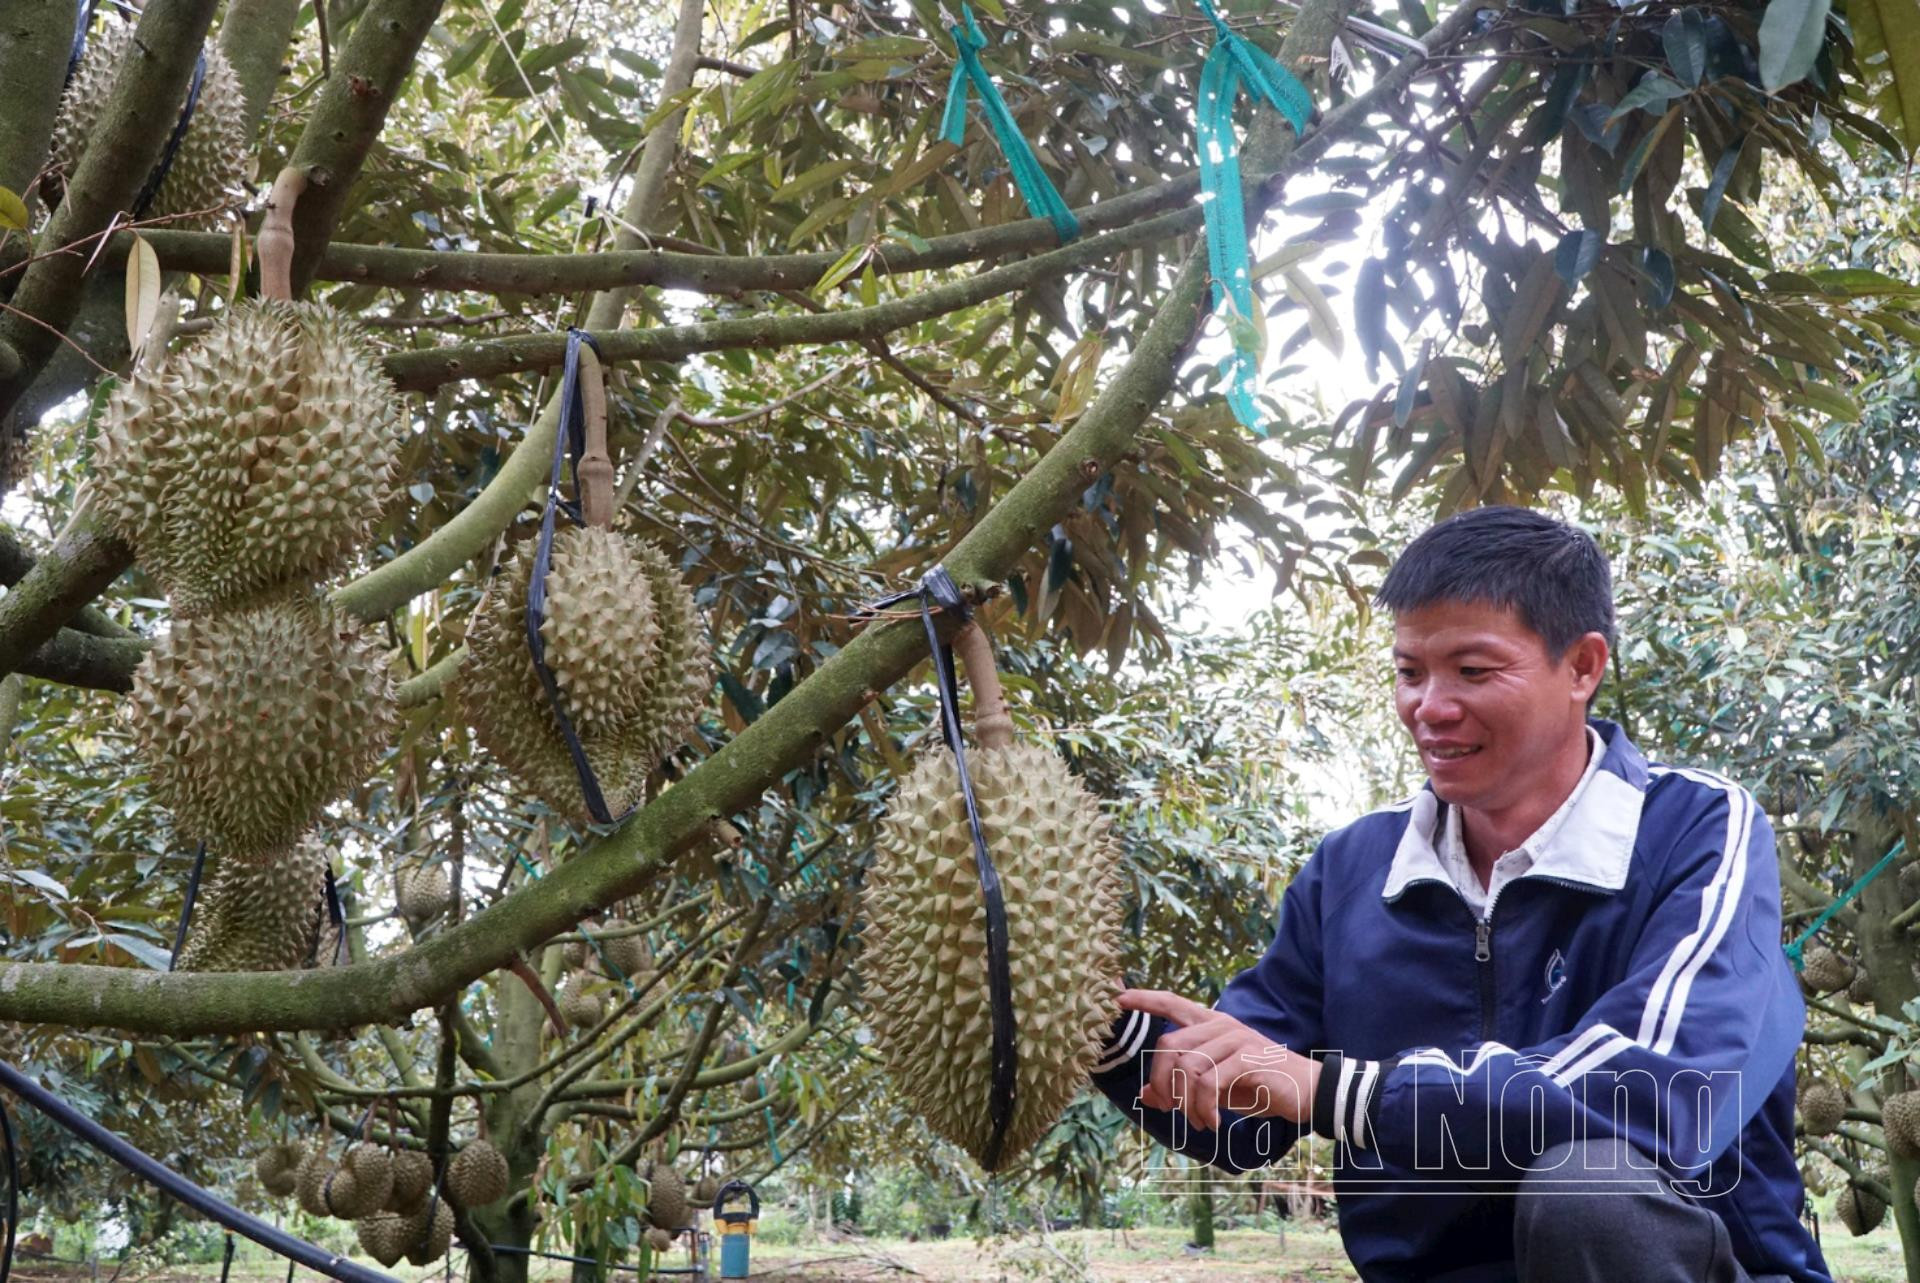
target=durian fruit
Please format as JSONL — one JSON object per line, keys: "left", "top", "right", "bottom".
{"left": 335, "top": 1145, "right": 394, "bottom": 1217}
{"left": 356, "top": 1212, "right": 410, "bottom": 1268}
{"left": 562, "top": 938, "right": 590, "bottom": 969}
{"left": 397, "top": 863, "right": 453, "bottom": 924}
{"left": 173, "top": 834, "right": 328, "bottom": 972}
{"left": 255, "top": 1141, "right": 305, "bottom": 1197}
{"left": 1800, "top": 944, "right": 1855, "bottom": 996}
{"left": 1850, "top": 967, "right": 1875, "bottom": 1006}
{"left": 691, "top": 1172, "right": 720, "bottom": 1206}
{"left": 866, "top": 730, "right": 1124, "bottom": 1170}
{"left": 1837, "top": 1183, "right": 1886, "bottom": 1236}
{"left": 94, "top": 300, "right": 405, "bottom": 615}
{"left": 1799, "top": 1080, "right": 1847, "bottom": 1136}
{"left": 461, "top": 528, "right": 710, "bottom": 823}
{"left": 600, "top": 925, "right": 652, "bottom": 980}
{"left": 446, "top": 1139, "right": 509, "bottom": 1209}
{"left": 1886, "top": 1091, "right": 1920, "bottom": 1159}
{"left": 1901, "top": 860, "right": 1920, "bottom": 907}
{"left": 645, "top": 1226, "right": 675, "bottom": 1254}
{"left": 50, "top": 22, "right": 252, "bottom": 225}
{"left": 294, "top": 1151, "right": 338, "bottom": 1217}
{"left": 641, "top": 1160, "right": 691, "bottom": 1230}
{"left": 403, "top": 1197, "right": 456, "bottom": 1265}
{"left": 388, "top": 1150, "right": 434, "bottom": 1211}
{"left": 559, "top": 974, "right": 604, "bottom": 1029}
{"left": 128, "top": 593, "right": 396, "bottom": 857}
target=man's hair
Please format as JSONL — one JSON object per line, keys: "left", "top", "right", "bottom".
{"left": 1374, "top": 506, "right": 1615, "bottom": 659}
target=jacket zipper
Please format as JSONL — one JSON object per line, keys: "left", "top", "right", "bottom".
{"left": 1473, "top": 915, "right": 1495, "bottom": 1042}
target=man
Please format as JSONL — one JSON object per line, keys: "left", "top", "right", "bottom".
{"left": 1093, "top": 507, "right": 1828, "bottom": 1283}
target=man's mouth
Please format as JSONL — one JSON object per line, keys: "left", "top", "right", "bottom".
{"left": 1425, "top": 745, "right": 1480, "bottom": 761}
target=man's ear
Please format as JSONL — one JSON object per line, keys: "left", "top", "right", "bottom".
{"left": 1565, "top": 631, "right": 1610, "bottom": 703}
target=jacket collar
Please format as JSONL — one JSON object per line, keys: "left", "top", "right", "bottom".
{"left": 1381, "top": 719, "right": 1649, "bottom": 903}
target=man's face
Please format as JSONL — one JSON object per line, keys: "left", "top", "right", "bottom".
{"left": 1390, "top": 599, "right": 1606, "bottom": 814}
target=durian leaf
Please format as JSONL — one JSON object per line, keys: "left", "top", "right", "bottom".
{"left": 124, "top": 233, "right": 161, "bottom": 357}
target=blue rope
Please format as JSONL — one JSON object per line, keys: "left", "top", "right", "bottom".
{"left": 1193, "top": 0, "right": 1313, "bottom": 434}
{"left": 940, "top": 5, "right": 1078, "bottom": 243}
{"left": 1784, "top": 838, "right": 1906, "bottom": 969}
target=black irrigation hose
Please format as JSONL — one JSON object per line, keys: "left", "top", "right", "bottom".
{"left": 0, "top": 1060, "right": 398, "bottom": 1283}
{"left": 218, "top": 1234, "right": 235, "bottom": 1283}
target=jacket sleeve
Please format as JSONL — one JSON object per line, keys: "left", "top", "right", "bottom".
{"left": 1091, "top": 845, "right": 1330, "bottom": 1174}
{"left": 1309, "top": 780, "right": 1803, "bottom": 1187}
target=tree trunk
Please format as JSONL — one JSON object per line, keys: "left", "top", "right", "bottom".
{"left": 466, "top": 960, "right": 551, "bottom": 1283}
{"left": 1849, "top": 805, "right": 1920, "bottom": 1282}
{"left": 1190, "top": 1180, "right": 1214, "bottom": 1251}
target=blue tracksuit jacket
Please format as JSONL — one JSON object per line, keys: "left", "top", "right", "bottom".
{"left": 1093, "top": 720, "right": 1829, "bottom": 1282}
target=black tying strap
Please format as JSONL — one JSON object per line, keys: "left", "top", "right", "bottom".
{"left": 131, "top": 49, "right": 207, "bottom": 219}
{"left": 861, "top": 568, "right": 1018, "bottom": 1170}
{"left": 218, "top": 1235, "right": 235, "bottom": 1283}
{"left": 525, "top": 328, "right": 627, "bottom": 826}
{"left": 322, "top": 865, "right": 348, "bottom": 966}
{"left": 0, "top": 1059, "right": 397, "bottom": 1283}
{"left": 64, "top": 0, "right": 94, "bottom": 88}
{"left": 167, "top": 843, "right": 209, "bottom": 972}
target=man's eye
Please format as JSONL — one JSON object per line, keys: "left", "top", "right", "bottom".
{"left": 1396, "top": 667, "right": 1419, "bottom": 681}
{"left": 1459, "top": 666, "right": 1487, "bottom": 678}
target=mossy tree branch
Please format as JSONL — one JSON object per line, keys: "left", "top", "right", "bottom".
{"left": 0, "top": 509, "right": 136, "bottom": 680}
{"left": 0, "top": 0, "right": 73, "bottom": 201}
{"left": 378, "top": 210, "right": 1188, "bottom": 392}
{"left": 284, "top": 0, "right": 445, "bottom": 295}
{"left": 215, "top": 0, "right": 304, "bottom": 134}
{"left": 0, "top": 0, "right": 221, "bottom": 421}
{"left": 129, "top": 170, "right": 1201, "bottom": 297}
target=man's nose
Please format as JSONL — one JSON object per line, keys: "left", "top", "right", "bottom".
{"left": 1414, "top": 682, "right": 1462, "bottom": 724}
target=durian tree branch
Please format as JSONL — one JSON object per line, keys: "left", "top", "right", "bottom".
{"left": 0, "top": 0, "right": 73, "bottom": 200}
{"left": 377, "top": 210, "right": 1188, "bottom": 393}
{"left": 0, "top": 0, "right": 222, "bottom": 421}
{"left": 283, "top": 0, "right": 446, "bottom": 296}
{"left": 129, "top": 175, "right": 1203, "bottom": 298}
{"left": 0, "top": 0, "right": 1452, "bottom": 1035}
{"left": 215, "top": 0, "right": 304, "bottom": 136}
{"left": 15, "top": 624, "right": 143, "bottom": 691}
{"left": 0, "top": 522, "right": 129, "bottom": 639}
{"left": 0, "top": 509, "right": 135, "bottom": 681}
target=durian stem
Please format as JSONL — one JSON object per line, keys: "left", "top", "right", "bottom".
{"left": 576, "top": 347, "right": 614, "bottom": 529}
{"left": 953, "top": 622, "right": 1013, "bottom": 751}
{"left": 257, "top": 168, "right": 308, "bottom": 302}
{"left": 507, "top": 956, "right": 566, "bottom": 1037}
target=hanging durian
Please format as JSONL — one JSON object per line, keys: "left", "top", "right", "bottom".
{"left": 1837, "top": 1183, "right": 1886, "bottom": 1235}
{"left": 294, "top": 1151, "right": 337, "bottom": 1217}
{"left": 356, "top": 1212, "right": 410, "bottom": 1269}
{"left": 1798, "top": 1079, "right": 1847, "bottom": 1136}
{"left": 691, "top": 1172, "right": 721, "bottom": 1206}
{"left": 173, "top": 833, "right": 328, "bottom": 972}
{"left": 460, "top": 349, "right": 709, "bottom": 823}
{"left": 641, "top": 1160, "right": 691, "bottom": 1230}
{"left": 1849, "top": 966, "right": 1874, "bottom": 1006}
{"left": 128, "top": 591, "right": 395, "bottom": 857}
{"left": 1799, "top": 944, "right": 1854, "bottom": 996}
{"left": 388, "top": 1149, "right": 434, "bottom": 1211}
{"left": 1886, "top": 1091, "right": 1920, "bottom": 1159}
{"left": 446, "top": 1138, "right": 509, "bottom": 1209}
{"left": 645, "top": 1226, "right": 675, "bottom": 1253}
{"left": 864, "top": 622, "right": 1124, "bottom": 1171}
{"left": 254, "top": 1141, "right": 305, "bottom": 1197}
{"left": 333, "top": 1145, "right": 394, "bottom": 1217}
{"left": 402, "top": 1197, "right": 455, "bottom": 1265}
{"left": 558, "top": 973, "right": 604, "bottom": 1029}
{"left": 397, "top": 863, "right": 453, "bottom": 924}
{"left": 599, "top": 923, "right": 652, "bottom": 979}
{"left": 50, "top": 21, "right": 252, "bottom": 226}
{"left": 93, "top": 294, "right": 405, "bottom": 615}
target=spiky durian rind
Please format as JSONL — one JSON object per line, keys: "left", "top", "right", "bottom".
{"left": 864, "top": 742, "right": 1124, "bottom": 1171}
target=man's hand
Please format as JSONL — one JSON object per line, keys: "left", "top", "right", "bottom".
{"left": 1119, "top": 989, "right": 1320, "bottom": 1132}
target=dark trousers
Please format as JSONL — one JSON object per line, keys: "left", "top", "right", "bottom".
{"left": 1514, "top": 1137, "right": 1789, "bottom": 1283}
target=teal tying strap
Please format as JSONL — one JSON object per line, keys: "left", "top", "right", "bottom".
{"left": 1192, "top": 0, "right": 1313, "bottom": 433}
{"left": 1784, "top": 837, "right": 1906, "bottom": 969}
{"left": 940, "top": 5, "right": 1079, "bottom": 243}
